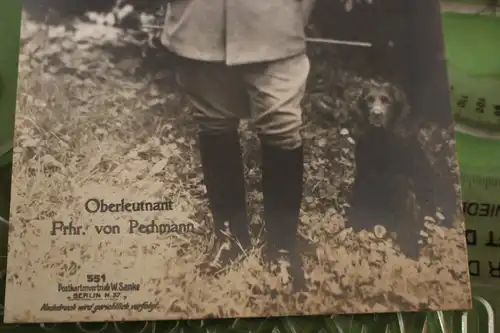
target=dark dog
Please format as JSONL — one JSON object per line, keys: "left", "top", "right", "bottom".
{"left": 338, "top": 79, "right": 414, "bottom": 140}
{"left": 346, "top": 81, "right": 457, "bottom": 259}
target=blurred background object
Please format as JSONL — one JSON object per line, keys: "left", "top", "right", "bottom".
{"left": 0, "top": 0, "right": 21, "bottom": 313}
{"left": 442, "top": 6, "right": 500, "bottom": 333}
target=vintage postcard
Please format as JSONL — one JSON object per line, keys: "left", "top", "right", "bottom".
{"left": 4, "top": 0, "right": 471, "bottom": 323}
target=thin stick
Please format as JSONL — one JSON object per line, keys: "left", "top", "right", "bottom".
{"left": 141, "top": 24, "right": 373, "bottom": 48}
{"left": 306, "top": 37, "right": 372, "bottom": 47}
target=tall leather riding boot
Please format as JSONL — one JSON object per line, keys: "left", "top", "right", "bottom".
{"left": 261, "top": 143, "right": 306, "bottom": 291}
{"left": 198, "top": 130, "right": 251, "bottom": 273}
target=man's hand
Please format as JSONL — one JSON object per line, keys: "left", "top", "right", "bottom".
{"left": 341, "top": 0, "right": 373, "bottom": 12}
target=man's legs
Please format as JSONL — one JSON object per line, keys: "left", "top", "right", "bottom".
{"left": 176, "top": 60, "right": 251, "bottom": 273}
{"left": 243, "top": 53, "right": 310, "bottom": 290}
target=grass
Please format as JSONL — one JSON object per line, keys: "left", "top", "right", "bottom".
{"left": 1, "top": 12, "right": 471, "bottom": 328}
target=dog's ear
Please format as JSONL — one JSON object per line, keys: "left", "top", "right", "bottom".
{"left": 390, "top": 85, "right": 410, "bottom": 121}
{"left": 389, "top": 85, "right": 404, "bottom": 105}
{"left": 343, "top": 83, "right": 365, "bottom": 109}
{"left": 389, "top": 85, "right": 413, "bottom": 138}
{"left": 341, "top": 84, "right": 368, "bottom": 123}
{"left": 361, "top": 80, "right": 376, "bottom": 96}
{"left": 356, "top": 81, "right": 376, "bottom": 107}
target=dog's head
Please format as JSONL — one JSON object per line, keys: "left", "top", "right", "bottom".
{"left": 358, "top": 80, "right": 409, "bottom": 130}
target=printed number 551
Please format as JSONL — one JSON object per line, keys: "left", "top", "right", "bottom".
{"left": 87, "top": 274, "right": 106, "bottom": 283}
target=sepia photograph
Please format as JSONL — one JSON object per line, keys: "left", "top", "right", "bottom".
{"left": 4, "top": 0, "right": 471, "bottom": 323}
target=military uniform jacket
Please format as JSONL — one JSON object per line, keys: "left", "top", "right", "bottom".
{"left": 161, "top": 0, "right": 314, "bottom": 65}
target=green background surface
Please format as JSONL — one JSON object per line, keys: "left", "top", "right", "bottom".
{"left": 0, "top": 0, "right": 21, "bottom": 300}
{"left": 443, "top": 12, "right": 500, "bottom": 134}
{"left": 443, "top": 10, "right": 500, "bottom": 333}
{"left": 0, "top": 3, "right": 500, "bottom": 333}
{"left": 0, "top": 0, "right": 21, "bottom": 169}
{"left": 443, "top": 13, "right": 500, "bottom": 75}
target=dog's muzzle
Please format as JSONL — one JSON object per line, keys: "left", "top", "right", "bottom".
{"left": 369, "top": 108, "right": 386, "bottom": 127}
